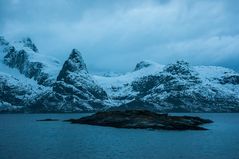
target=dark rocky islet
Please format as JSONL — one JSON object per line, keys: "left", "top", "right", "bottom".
{"left": 36, "top": 118, "right": 59, "bottom": 122}
{"left": 65, "top": 110, "right": 213, "bottom": 130}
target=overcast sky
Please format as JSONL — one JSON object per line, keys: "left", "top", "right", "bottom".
{"left": 1, "top": 0, "right": 239, "bottom": 73}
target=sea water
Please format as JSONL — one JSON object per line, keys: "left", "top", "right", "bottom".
{"left": 0, "top": 113, "right": 239, "bottom": 159}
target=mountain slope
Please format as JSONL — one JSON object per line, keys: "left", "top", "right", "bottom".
{"left": 29, "top": 49, "right": 108, "bottom": 112}
{"left": 0, "top": 65, "right": 47, "bottom": 112}
{"left": 1, "top": 36, "right": 61, "bottom": 86}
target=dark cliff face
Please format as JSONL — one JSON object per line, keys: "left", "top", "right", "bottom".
{"left": 19, "top": 37, "right": 38, "bottom": 52}
{"left": 0, "top": 75, "right": 26, "bottom": 106}
{"left": 2, "top": 38, "right": 56, "bottom": 86}
{"left": 3, "top": 47, "right": 52, "bottom": 86}
{"left": 57, "top": 49, "right": 88, "bottom": 81}
{"left": 220, "top": 75, "right": 239, "bottom": 85}
{"left": 4, "top": 48, "right": 28, "bottom": 73}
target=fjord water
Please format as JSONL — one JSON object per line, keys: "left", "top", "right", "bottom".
{"left": 0, "top": 113, "right": 239, "bottom": 159}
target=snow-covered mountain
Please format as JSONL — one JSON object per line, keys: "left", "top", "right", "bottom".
{"left": 30, "top": 49, "right": 108, "bottom": 112}
{"left": 94, "top": 61, "right": 239, "bottom": 112}
{"left": 0, "top": 36, "right": 239, "bottom": 113}
{"left": 1, "top": 37, "right": 61, "bottom": 86}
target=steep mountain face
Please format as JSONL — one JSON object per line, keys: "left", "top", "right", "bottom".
{"left": 0, "top": 36, "right": 57, "bottom": 112}
{"left": 29, "top": 49, "right": 108, "bottom": 112}
{"left": 0, "top": 71, "right": 46, "bottom": 112}
{"left": 54, "top": 49, "right": 107, "bottom": 100}
{"left": 18, "top": 37, "right": 38, "bottom": 52}
{"left": 1, "top": 37, "right": 60, "bottom": 86}
{"left": 0, "top": 36, "right": 239, "bottom": 113}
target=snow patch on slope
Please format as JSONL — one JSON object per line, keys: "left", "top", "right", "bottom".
{"left": 12, "top": 40, "right": 62, "bottom": 79}
{"left": 194, "top": 66, "right": 236, "bottom": 81}
{"left": 93, "top": 62, "right": 164, "bottom": 95}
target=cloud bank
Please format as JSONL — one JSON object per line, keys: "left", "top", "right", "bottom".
{"left": 1, "top": 0, "right": 239, "bottom": 73}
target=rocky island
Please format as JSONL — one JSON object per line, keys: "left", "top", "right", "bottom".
{"left": 65, "top": 110, "right": 213, "bottom": 130}
{"left": 36, "top": 118, "right": 59, "bottom": 122}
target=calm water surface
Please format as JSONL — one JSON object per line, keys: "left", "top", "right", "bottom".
{"left": 0, "top": 113, "right": 239, "bottom": 159}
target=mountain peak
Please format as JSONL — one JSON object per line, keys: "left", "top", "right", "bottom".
{"left": 164, "top": 60, "right": 192, "bottom": 76}
{"left": 57, "top": 49, "right": 88, "bottom": 81}
{"left": 18, "top": 37, "right": 38, "bottom": 52}
{"left": 0, "top": 36, "right": 9, "bottom": 46}
{"left": 68, "top": 49, "right": 87, "bottom": 71}
{"left": 134, "top": 60, "right": 156, "bottom": 71}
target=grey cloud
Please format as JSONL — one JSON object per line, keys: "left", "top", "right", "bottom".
{"left": 0, "top": 0, "right": 239, "bottom": 73}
